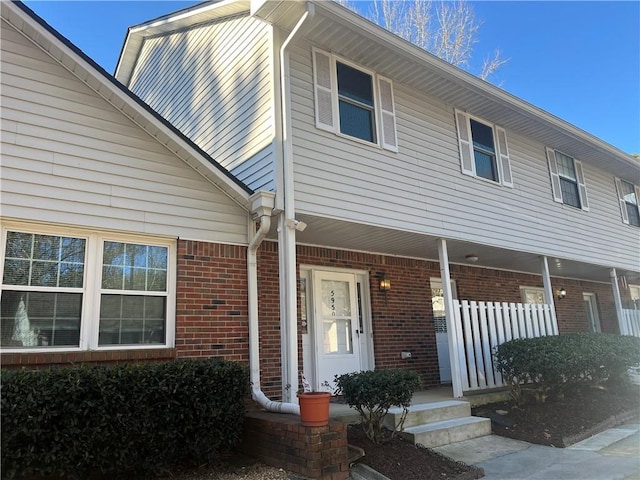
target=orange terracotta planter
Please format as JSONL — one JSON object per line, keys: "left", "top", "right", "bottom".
{"left": 297, "top": 391, "right": 331, "bottom": 427}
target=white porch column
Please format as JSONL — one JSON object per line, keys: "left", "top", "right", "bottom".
{"left": 610, "top": 268, "right": 625, "bottom": 334}
{"left": 540, "top": 256, "right": 558, "bottom": 334}
{"left": 437, "top": 238, "right": 464, "bottom": 398}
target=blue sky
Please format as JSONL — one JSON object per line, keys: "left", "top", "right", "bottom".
{"left": 23, "top": 1, "right": 640, "bottom": 155}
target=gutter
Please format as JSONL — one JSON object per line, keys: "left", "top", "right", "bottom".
{"left": 247, "top": 191, "right": 299, "bottom": 415}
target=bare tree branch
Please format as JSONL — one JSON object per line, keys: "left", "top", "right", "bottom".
{"left": 334, "top": 0, "right": 507, "bottom": 82}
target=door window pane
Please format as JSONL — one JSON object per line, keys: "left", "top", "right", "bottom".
{"left": 320, "top": 279, "right": 353, "bottom": 354}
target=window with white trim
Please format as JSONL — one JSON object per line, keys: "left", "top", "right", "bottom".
{"left": 545, "top": 148, "right": 589, "bottom": 211}
{"left": 520, "top": 286, "right": 546, "bottom": 304}
{"left": 313, "top": 48, "right": 398, "bottom": 151}
{"left": 615, "top": 178, "right": 640, "bottom": 227}
{"left": 454, "top": 109, "right": 513, "bottom": 187}
{"left": 0, "top": 225, "right": 175, "bottom": 351}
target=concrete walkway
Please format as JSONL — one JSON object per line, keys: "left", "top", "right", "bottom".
{"left": 433, "top": 424, "right": 640, "bottom": 480}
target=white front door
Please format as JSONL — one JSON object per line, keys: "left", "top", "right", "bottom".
{"left": 431, "top": 278, "right": 457, "bottom": 384}
{"left": 313, "top": 271, "right": 362, "bottom": 391}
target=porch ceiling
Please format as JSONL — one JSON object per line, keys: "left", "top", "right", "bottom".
{"left": 270, "top": 214, "right": 640, "bottom": 285}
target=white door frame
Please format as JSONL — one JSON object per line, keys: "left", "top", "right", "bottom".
{"left": 300, "top": 266, "right": 374, "bottom": 391}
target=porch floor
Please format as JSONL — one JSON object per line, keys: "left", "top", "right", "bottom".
{"left": 330, "top": 385, "right": 509, "bottom": 423}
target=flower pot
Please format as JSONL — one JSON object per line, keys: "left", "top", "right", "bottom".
{"left": 297, "top": 391, "right": 331, "bottom": 427}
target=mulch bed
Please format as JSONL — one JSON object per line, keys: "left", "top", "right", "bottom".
{"left": 472, "top": 383, "right": 640, "bottom": 448}
{"left": 347, "top": 425, "right": 484, "bottom": 480}
{"left": 346, "top": 383, "right": 639, "bottom": 479}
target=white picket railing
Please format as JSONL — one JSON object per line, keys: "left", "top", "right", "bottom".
{"left": 620, "top": 309, "right": 640, "bottom": 337}
{"left": 452, "top": 300, "right": 558, "bottom": 392}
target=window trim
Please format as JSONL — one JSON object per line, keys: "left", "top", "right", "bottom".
{"left": 454, "top": 109, "right": 513, "bottom": 187}
{"left": 615, "top": 177, "right": 640, "bottom": 226}
{"left": 1, "top": 222, "right": 176, "bottom": 353}
{"left": 545, "top": 147, "right": 590, "bottom": 211}
{"left": 312, "top": 47, "right": 398, "bottom": 152}
{"left": 519, "top": 286, "right": 546, "bottom": 305}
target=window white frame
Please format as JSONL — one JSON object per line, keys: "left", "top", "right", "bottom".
{"left": 454, "top": 109, "right": 513, "bottom": 187}
{"left": 520, "top": 286, "right": 546, "bottom": 304}
{"left": 629, "top": 285, "right": 640, "bottom": 310}
{"left": 545, "top": 147, "right": 589, "bottom": 211}
{"left": 0, "top": 222, "right": 176, "bottom": 352}
{"left": 312, "top": 47, "right": 398, "bottom": 152}
{"left": 615, "top": 177, "right": 640, "bottom": 226}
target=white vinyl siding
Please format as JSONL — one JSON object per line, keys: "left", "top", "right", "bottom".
{"left": 1, "top": 19, "right": 248, "bottom": 245}
{"left": 545, "top": 147, "right": 589, "bottom": 211}
{"left": 454, "top": 109, "right": 512, "bottom": 187}
{"left": 287, "top": 39, "right": 639, "bottom": 270}
{"left": 312, "top": 48, "right": 398, "bottom": 152}
{"left": 127, "top": 14, "right": 274, "bottom": 180}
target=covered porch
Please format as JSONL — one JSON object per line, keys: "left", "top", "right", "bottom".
{"left": 280, "top": 213, "right": 640, "bottom": 398}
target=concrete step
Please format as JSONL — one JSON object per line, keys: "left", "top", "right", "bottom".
{"left": 384, "top": 400, "right": 471, "bottom": 429}
{"left": 400, "top": 416, "right": 492, "bottom": 448}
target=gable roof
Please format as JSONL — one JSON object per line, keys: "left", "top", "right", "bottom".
{"left": 2, "top": 0, "right": 254, "bottom": 209}
{"left": 116, "top": 0, "right": 639, "bottom": 182}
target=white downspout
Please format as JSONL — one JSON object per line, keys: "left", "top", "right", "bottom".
{"left": 248, "top": 191, "right": 299, "bottom": 415}
{"left": 277, "top": 4, "right": 314, "bottom": 402}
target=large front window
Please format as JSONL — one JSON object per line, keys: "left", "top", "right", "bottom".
{"left": 1, "top": 225, "right": 174, "bottom": 351}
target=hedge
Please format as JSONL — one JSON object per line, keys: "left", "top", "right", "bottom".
{"left": 1, "top": 359, "right": 250, "bottom": 479}
{"left": 494, "top": 333, "right": 640, "bottom": 405}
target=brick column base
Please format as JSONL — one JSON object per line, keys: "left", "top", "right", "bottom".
{"left": 240, "top": 410, "right": 349, "bottom": 480}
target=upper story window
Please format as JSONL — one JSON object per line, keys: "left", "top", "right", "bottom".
{"left": 454, "top": 110, "right": 513, "bottom": 187}
{"left": 313, "top": 48, "right": 398, "bottom": 151}
{"left": 615, "top": 178, "right": 640, "bottom": 227}
{"left": 0, "top": 224, "right": 175, "bottom": 352}
{"left": 545, "top": 148, "right": 589, "bottom": 211}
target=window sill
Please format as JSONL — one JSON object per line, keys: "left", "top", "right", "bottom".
{"left": 0, "top": 348, "right": 177, "bottom": 367}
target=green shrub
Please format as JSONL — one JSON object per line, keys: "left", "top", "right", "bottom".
{"left": 494, "top": 333, "right": 640, "bottom": 405}
{"left": 1, "top": 359, "right": 249, "bottom": 479}
{"left": 335, "top": 369, "right": 421, "bottom": 443}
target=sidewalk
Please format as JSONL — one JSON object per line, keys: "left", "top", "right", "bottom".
{"left": 433, "top": 424, "right": 640, "bottom": 480}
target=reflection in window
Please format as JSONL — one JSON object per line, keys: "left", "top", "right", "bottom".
{"left": 1, "top": 232, "right": 85, "bottom": 348}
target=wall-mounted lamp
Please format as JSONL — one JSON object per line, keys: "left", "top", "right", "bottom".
{"left": 465, "top": 254, "right": 479, "bottom": 263}
{"left": 557, "top": 288, "right": 567, "bottom": 300}
{"left": 379, "top": 275, "right": 391, "bottom": 291}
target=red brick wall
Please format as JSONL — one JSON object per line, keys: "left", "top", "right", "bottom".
{"left": 1, "top": 237, "right": 624, "bottom": 399}
{"left": 241, "top": 410, "right": 349, "bottom": 480}
{"left": 256, "top": 242, "right": 623, "bottom": 396}
{"left": 175, "top": 240, "right": 249, "bottom": 361}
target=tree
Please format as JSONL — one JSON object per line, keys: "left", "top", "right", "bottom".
{"left": 335, "top": 0, "right": 507, "bottom": 81}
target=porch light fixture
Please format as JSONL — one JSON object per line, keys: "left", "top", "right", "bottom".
{"left": 379, "top": 275, "right": 391, "bottom": 291}
{"left": 465, "top": 254, "right": 479, "bottom": 263}
{"left": 557, "top": 288, "right": 567, "bottom": 300}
